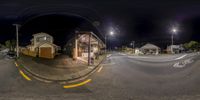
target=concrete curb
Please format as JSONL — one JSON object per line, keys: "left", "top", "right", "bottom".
{"left": 16, "top": 55, "right": 107, "bottom": 84}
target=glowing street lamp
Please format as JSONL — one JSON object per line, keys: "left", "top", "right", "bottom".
{"left": 171, "top": 27, "right": 177, "bottom": 46}
{"left": 172, "top": 28, "right": 177, "bottom": 33}
{"left": 171, "top": 27, "right": 178, "bottom": 54}
{"left": 105, "top": 30, "right": 115, "bottom": 53}
{"left": 13, "top": 24, "right": 21, "bottom": 58}
{"left": 110, "top": 31, "right": 114, "bottom": 36}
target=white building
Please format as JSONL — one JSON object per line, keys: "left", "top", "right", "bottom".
{"left": 167, "top": 45, "right": 183, "bottom": 54}
{"left": 25, "top": 32, "right": 60, "bottom": 59}
{"left": 140, "top": 43, "right": 160, "bottom": 55}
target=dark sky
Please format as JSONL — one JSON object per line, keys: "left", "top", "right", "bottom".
{"left": 19, "top": 14, "right": 99, "bottom": 46}
{"left": 0, "top": 0, "right": 200, "bottom": 48}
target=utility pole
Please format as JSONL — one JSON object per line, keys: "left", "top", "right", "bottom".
{"left": 171, "top": 34, "right": 174, "bottom": 54}
{"left": 13, "top": 24, "right": 20, "bottom": 58}
{"left": 171, "top": 27, "right": 177, "bottom": 54}
{"left": 105, "top": 34, "right": 107, "bottom": 54}
{"left": 132, "top": 41, "right": 135, "bottom": 53}
{"left": 74, "top": 32, "right": 78, "bottom": 60}
{"left": 171, "top": 34, "right": 174, "bottom": 46}
{"left": 88, "top": 32, "right": 91, "bottom": 66}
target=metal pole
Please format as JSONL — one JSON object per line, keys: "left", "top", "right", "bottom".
{"left": 105, "top": 35, "right": 107, "bottom": 54}
{"left": 172, "top": 34, "right": 174, "bottom": 46}
{"left": 75, "top": 33, "right": 78, "bottom": 60}
{"left": 13, "top": 24, "right": 19, "bottom": 58}
{"left": 171, "top": 34, "right": 174, "bottom": 54}
{"left": 132, "top": 41, "right": 135, "bottom": 53}
{"left": 88, "top": 33, "right": 91, "bottom": 66}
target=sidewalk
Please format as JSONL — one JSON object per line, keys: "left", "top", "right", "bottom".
{"left": 16, "top": 54, "right": 106, "bottom": 82}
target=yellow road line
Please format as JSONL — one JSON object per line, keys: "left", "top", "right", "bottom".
{"left": 97, "top": 65, "right": 103, "bottom": 73}
{"left": 19, "top": 70, "right": 31, "bottom": 81}
{"left": 63, "top": 79, "right": 91, "bottom": 89}
{"left": 15, "top": 62, "right": 18, "bottom": 67}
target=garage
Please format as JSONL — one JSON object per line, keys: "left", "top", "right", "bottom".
{"left": 39, "top": 47, "right": 53, "bottom": 59}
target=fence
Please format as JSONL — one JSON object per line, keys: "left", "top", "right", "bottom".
{"left": 21, "top": 49, "right": 37, "bottom": 57}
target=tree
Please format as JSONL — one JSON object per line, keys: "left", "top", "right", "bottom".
{"left": 183, "top": 41, "right": 199, "bottom": 51}
{"left": 5, "top": 40, "right": 11, "bottom": 50}
{"left": 5, "top": 40, "right": 16, "bottom": 51}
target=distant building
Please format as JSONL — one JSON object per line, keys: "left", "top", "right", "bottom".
{"left": 167, "top": 45, "right": 184, "bottom": 54}
{"left": 140, "top": 43, "right": 160, "bottom": 55}
{"left": 134, "top": 48, "right": 143, "bottom": 55}
{"left": 23, "top": 32, "right": 60, "bottom": 59}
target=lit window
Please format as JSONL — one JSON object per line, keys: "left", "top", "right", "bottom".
{"left": 44, "top": 37, "right": 47, "bottom": 40}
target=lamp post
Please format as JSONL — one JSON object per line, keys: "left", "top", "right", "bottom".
{"left": 130, "top": 41, "right": 135, "bottom": 54}
{"left": 171, "top": 27, "right": 177, "bottom": 54}
{"left": 13, "top": 24, "right": 20, "bottom": 58}
{"left": 105, "top": 31, "right": 114, "bottom": 53}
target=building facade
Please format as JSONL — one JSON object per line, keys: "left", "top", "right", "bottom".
{"left": 23, "top": 32, "right": 60, "bottom": 59}
{"left": 140, "top": 43, "right": 160, "bottom": 55}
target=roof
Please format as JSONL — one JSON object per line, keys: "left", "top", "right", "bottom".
{"left": 168, "top": 45, "right": 180, "bottom": 48}
{"left": 167, "top": 45, "right": 184, "bottom": 50}
{"left": 37, "top": 42, "right": 59, "bottom": 48}
{"left": 26, "top": 44, "right": 33, "bottom": 47}
{"left": 32, "top": 32, "right": 52, "bottom": 37}
{"left": 140, "top": 43, "right": 160, "bottom": 49}
{"left": 76, "top": 31, "right": 105, "bottom": 47}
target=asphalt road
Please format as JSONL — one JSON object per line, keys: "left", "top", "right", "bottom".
{"left": 1, "top": 52, "right": 200, "bottom": 100}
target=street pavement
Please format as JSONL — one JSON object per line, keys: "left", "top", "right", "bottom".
{"left": 16, "top": 54, "right": 106, "bottom": 81}
{"left": 1, "top": 52, "right": 200, "bottom": 100}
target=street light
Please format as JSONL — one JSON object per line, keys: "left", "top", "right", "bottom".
{"left": 13, "top": 24, "right": 21, "bottom": 58}
{"left": 110, "top": 31, "right": 114, "bottom": 36}
{"left": 172, "top": 28, "right": 177, "bottom": 33}
{"left": 171, "top": 27, "right": 177, "bottom": 46}
{"left": 171, "top": 27, "right": 178, "bottom": 54}
{"left": 130, "top": 41, "right": 135, "bottom": 54}
{"left": 105, "top": 30, "right": 115, "bottom": 53}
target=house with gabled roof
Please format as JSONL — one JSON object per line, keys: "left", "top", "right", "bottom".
{"left": 140, "top": 43, "right": 160, "bottom": 55}
{"left": 24, "top": 32, "right": 60, "bottom": 59}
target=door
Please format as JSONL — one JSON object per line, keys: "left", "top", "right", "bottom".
{"left": 39, "top": 47, "right": 52, "bottom": 59}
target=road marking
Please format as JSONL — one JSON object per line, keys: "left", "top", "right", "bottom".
{"left": 97, "top": 65, "right": 103, "bottom": 72}
{"left": 175, "top": 54, "right": 187, "bottom": 60}
{"left": 63, "top": 79, "right": 91, "bottom": 89}
{"left": 88, "top": 66, "right": 94, "bottom": 69}
{"left": 19, "top": 70, "right": 31, "bottom": 81}
{"left": 15, "top": 62, "right": 18, "bottom": 67}
{"left": 101, "top": 63, "right": 115, "bottom": 66}
{"left": 119, "top": 53, "right": 127, "bottom": 56}
{"left": 173, "top": 58, "right": 193, "bottom": 68}
{"left": 173, "top": 62, "right": 185, "bottom": 68}
{"left": 107, "top": 54, "right": 112, "bottom": 57}
{"left": 128, "top": 56, "right": 149, "bottom": 59}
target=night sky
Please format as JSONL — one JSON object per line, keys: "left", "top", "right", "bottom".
{"left": 0, "top": 0, "right": 200, "bottom": 49}
{"left": 19, "top": 14, "right": 98, "bottom": 46}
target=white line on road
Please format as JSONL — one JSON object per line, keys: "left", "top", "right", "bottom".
{"left": 97, "top": 65, "right": 103, "bottom": 72}
{"left": 107, "top": 54, "right": 112, "bottom": 58}
{"left": 101, "top": 63, "right": 115, "bottom": 66}
{"left": 118, "top": 53, "right": 127, "bottom": 56}
{"left": 128, "top": 56, "right": 149, "bottom": 59}
{"left": 173, "top": 58, "right": 193, "bottom": 68}
{"left": 175, "top": 54, "right": 187, "bottom": 60}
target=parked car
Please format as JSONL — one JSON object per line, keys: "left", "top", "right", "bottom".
{"left": 0, "top": 48, "right": 9, "bottom": 55}
{"left": 6, "top": 51, "right": 16, "bottom": 59}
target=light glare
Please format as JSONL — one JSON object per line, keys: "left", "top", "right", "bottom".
{"left": 110, "top": 31, "right": 114, "bottom": 35}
